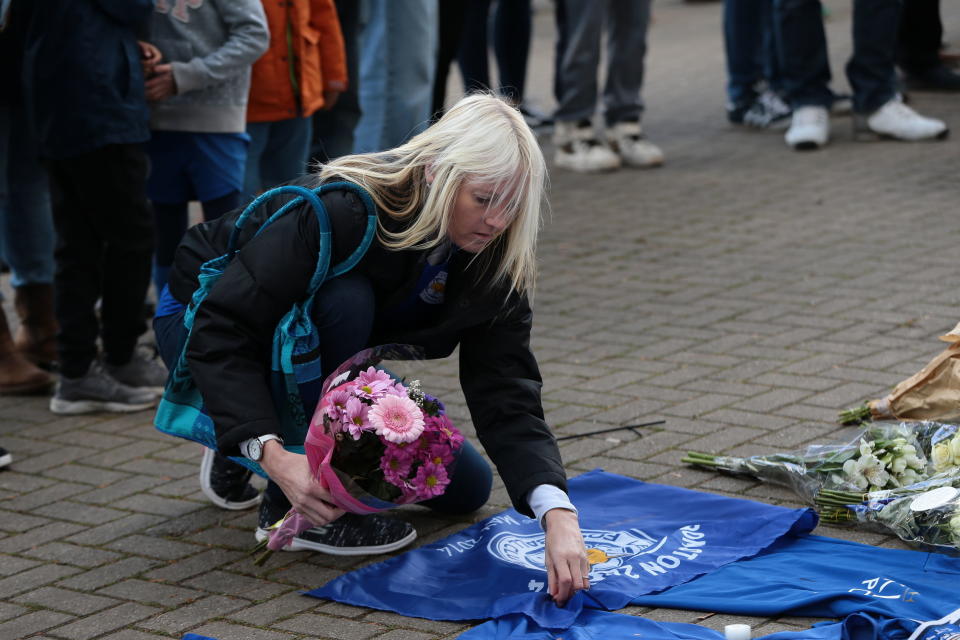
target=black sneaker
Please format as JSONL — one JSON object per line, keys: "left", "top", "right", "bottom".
{"left": 255, "top": 492, "right": 416, "bottom": 556}
{"left": 199, "top": 448, "right": 261, "bottom": 510}
{"left": 0, "top": 446, "right": 11, "bottom": 469}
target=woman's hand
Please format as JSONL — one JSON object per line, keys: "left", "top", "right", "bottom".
{"left": 259, "top": 440, "right": 345, "bottom": 526}
{"left": 542, "top": 508, "right": 589, "bottom": 606}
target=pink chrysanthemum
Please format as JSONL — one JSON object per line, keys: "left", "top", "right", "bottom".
{"left": 368, "top": 394, "right": 425, "bottom": 443}
{"left": 413, "top": 461, "right": 449, "bottom": 499}
{"left": 354, "top": 367, "right": 394, "bottom": 400}
{"left": 380, "top": 449, "right": 413, "bottom": 486}
{"left": 342, "top": 396, "right": 370, "bottom": 440}
{"left": 423, "top": 443, "right": 455, "bottom": 467}
{"left": 323, "top": 387, "right": 353, "bottom": 420}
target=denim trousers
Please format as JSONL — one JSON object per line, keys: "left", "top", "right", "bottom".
{"left": 723, "top": 0, "right": 782, "bottom": 109}
{"left": 244, "top": 117, "right": 312, "bottom": 198}
{"left": 0, "top": 101, "right": 55, "bottom": 291}
{"left": 154, "top": 271, "right": 493, "bottom": 517}
{"left": 775, "top": 0, "right": 901, "bottom": 112}
{"left": 353, "top": 0, "right": 438, "bottom": 153}
{"left": 553, "top": 0, "right": 651, "bottom": 125}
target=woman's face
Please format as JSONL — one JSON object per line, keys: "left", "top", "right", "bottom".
{"left": 446, "top": 178, "right": 514, "bottom": 253}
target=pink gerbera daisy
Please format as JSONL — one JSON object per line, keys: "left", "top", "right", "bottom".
{"left": 368, "top": 394, "right": 425, "bottom": 443}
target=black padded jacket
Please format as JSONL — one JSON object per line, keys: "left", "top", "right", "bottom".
{"left": 167, "top": 183, "right": 566, "bottom": 516}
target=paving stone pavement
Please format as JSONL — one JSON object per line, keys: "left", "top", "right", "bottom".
{"left": 4, "top": 1, "right": 960, "bottom": 638}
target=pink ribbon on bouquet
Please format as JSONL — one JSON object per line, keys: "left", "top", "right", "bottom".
{"left": 266, "top": 415, "right": 380, "bottom": 552}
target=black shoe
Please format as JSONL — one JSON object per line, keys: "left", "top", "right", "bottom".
{"left": 903, "top": 65, "right": 960, "bottom": 92}
{"left": 255, "top": 491, "right": 416, "bottom": 556}
{"left": 0, "top": 446, "right": 11, "bottom": 469}
{"left": 199, "top": 448, "right": 260, "bottom": 510}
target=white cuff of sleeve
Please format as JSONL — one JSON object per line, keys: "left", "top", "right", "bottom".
{"left": 528, "top": 484, "right": 578, "bottom": 529}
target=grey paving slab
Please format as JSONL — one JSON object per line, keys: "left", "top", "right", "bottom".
{"left": 3, "top": 1, "right": 960, "bottom": 636}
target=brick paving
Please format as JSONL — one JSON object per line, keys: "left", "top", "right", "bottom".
{"left": 4, "top": 1, "right": 960, "bottom": 638}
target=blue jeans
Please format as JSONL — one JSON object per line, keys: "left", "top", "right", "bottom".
{"left": 244, "top": 117, "right": 312, "bottom": 198}
{"left": 353, "top": 0, "right": 438, "bottom": 153}
{"left": 154, "top": 271, "right": 492, "bottom": 515}
{"left": 553, "top": 0, "right": 652, "bottom": 126}
{"left": 724, "top": 0, "right": 782, "bottom": 109}
{"left": 775, "top": 0, "right": 901, "bottom": 112}
{"left": 0, "top": 101, "right": 55, "bottom": 290}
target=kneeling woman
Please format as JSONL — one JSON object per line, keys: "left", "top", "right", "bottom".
{"left": 154, "top": 94, "right": 589, "bottom": 605}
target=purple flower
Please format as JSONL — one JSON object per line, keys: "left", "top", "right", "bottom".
{"left": 342, "top": 396, "right": 370, "bottom": 440}
{"left": 413, "top": 461, "right": 449, "bottom": 499}
{"left": 354, "top": 367, "right": 394, "bottom": 400}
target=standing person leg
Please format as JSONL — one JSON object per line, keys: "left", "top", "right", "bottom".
{"left": 96, "top": 145, "right": 167, "bottom": 391}
{"left": 850, "top": 0, "right": 947, "bottom": 140}
{"left": 432, "top": 0, "right": 468, "bottom": 120}
{"left": 897, "top": 0, "right": 959, "bottom": 90}
{"left": 492, "top": 0, "right": 531, "bottom": 105}
{"left": 255, "top": 117, "right": 313, "bottom": 191}
{"left": 353, "top": 0, "right": 438, "bottom": 153}
{"left": 4, "top": 99, "right": 58, "bottom": 369}
{"left": 552, "top": 0, "right": 620, "bottom": 172}
{"left": 776, "top": 0, "right": 833, "bottom": 149}
{"left": 243, "top": 121, "right": 271, "bottom": 199}
{"left": 457, "top": 0, "right": 493, "bottom": 94}
{"left": 256, "top": 272, "right": 417, "bottom": 555}
{"left": 48, "top": 146, "right": 158, "bottom": 414}
{"left": 0, "top": 101, "right": 54, "bottom": 394}
{"left": 312, "top": 0, "right": 362, "bottom": 162}
{"left": 603, "top": 0, "right": 663, "bottom": 168}
{"left": 724, "top": 0, "right": 766, "bottom": 122}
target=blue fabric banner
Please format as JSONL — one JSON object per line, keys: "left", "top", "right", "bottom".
{"left": 307, "top": 470, "right": 817, "bottom": 628}
{"left": 456, "top": 609, "right": 933, "bottom": 640}
{"left": 631, "top": 534, "right": 960, "bottom": 622}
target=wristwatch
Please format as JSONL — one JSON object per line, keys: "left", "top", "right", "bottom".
{"left": 239, "top": 434, "right": 284, "bottom": 462}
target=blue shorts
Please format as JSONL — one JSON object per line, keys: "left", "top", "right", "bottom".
{"left": 146, "top": 131, "right": 249, "bottom": 204}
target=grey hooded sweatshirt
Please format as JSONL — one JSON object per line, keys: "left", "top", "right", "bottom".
{"left": 148, "top": 0, "right": 269, "bottom": 133}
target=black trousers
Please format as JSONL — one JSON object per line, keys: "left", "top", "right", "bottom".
{"left": 47, "top": 144, "right": 154, "bottom": 377}
{"left": 897, "top": 0, "right": 942, "bottom": 74}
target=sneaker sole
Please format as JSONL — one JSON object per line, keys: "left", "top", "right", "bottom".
{"left": 49, "top": 397, "right": 156, "bottom": 415}
{"left": 0, "top": 452, "right": 11, "bottom": 469}
{"left": 254, "top": 526, "right": 417, "bottom": 556}
{"left": 554, "top": 156, "right": 621, "bottom": 173}
{"left": 852, "top": 122, "right": 950, "bottom": 142}
{"left": 199, "top": 448, "right": 261, "bottom": 511}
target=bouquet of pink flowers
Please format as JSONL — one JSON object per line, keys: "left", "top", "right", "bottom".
{"left": 255, "top": 346, "right": 464, "bottom": 562}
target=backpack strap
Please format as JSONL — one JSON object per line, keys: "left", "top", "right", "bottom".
{"left": 226, "top": 181, "right": 378, "bottom": 297}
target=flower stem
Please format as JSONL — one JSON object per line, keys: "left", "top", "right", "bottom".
{"left": 838, "top": 404, "right": 872, "bottom": 426}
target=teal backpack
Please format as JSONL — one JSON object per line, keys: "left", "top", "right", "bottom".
{"left": 154, "top": 182, "right": 378, "bottom": 477}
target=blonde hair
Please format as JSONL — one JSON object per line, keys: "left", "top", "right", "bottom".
{"left": 317, "top": 93, "right": 546, "bottom": 295}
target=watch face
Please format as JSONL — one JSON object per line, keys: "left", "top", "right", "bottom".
{"left": 248, "top": 439, "right": 263, "bottom": 461}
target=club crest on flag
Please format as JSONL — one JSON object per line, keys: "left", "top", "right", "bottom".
{"left": 488, "top": 527, "right": 684, "bottom": 584}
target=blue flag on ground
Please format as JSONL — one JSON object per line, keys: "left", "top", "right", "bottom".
{"left": 307, "top": 470, "right": 817, "bottom": 628}
{"left": 631, "top": 534, "right": 960, "bottom": 622}
{"left": 456, "top": 609, "right": 943, "bottom": 640}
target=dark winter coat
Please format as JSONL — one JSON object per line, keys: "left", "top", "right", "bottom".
{"left": 21, "top": 0, "right": 153, "bottom": 158}
{"left": 168, "top": 183, "right": 566, "bottom": 516}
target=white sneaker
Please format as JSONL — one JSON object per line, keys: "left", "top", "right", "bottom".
{"left": 606, "top": 121, "right": 664, "bottom": 168}
{"left": 784, "top": 106, "right": 830, "bottom": 150}
{"left": 859, "top": 95, "right": 948, "bottom": 141}
{"left": 553, "top": 120, "right": 621, "bottom": 172}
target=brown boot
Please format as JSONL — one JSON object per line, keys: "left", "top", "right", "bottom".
{"left": 0, "top": 310, "right": 54, "bottom": 395}
{"left": 13, "top": 284, "right": 58, "bottom": 369}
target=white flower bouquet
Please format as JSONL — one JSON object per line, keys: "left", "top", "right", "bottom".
{"left": 684, "top": 422, "right": 960, "bottom": 550}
